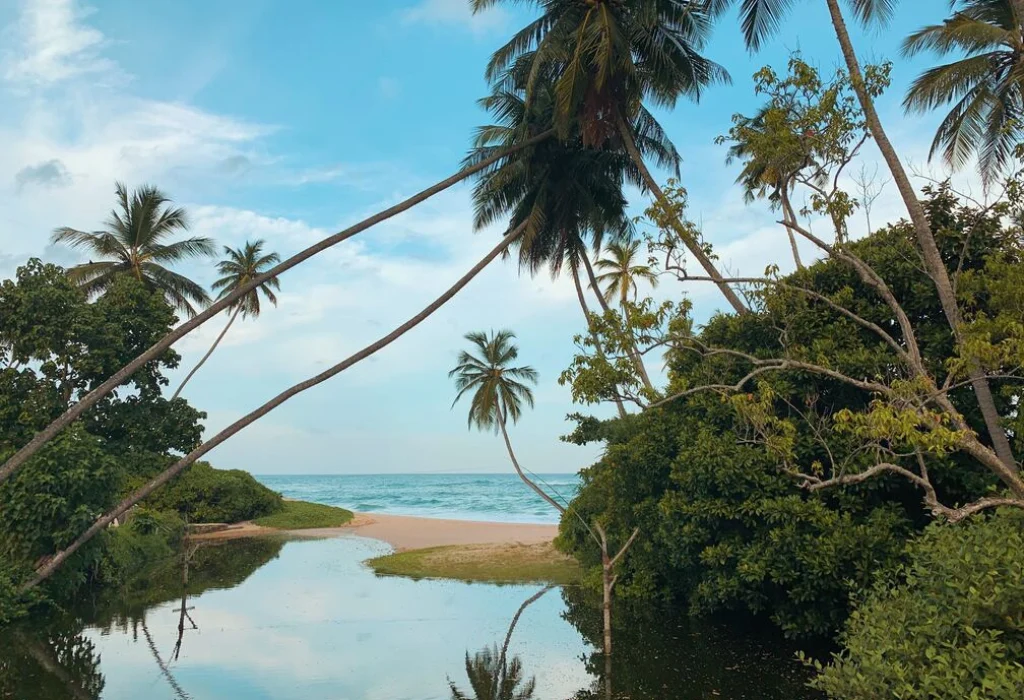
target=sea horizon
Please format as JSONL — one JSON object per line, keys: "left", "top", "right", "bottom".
{"left": 254, "top": 472, "right": 580, "bottom": 525}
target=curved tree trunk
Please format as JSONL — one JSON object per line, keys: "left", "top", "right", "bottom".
{"left": 574, "top": 265, "right": 628, "bottom": 419}
{"left": 581, "top": 255, "right": 655, "bottom": 394}
{"left": 824, "top": 0, "right": 1017, "bottom": 474}
{"left": 497, "top": 409, "right": 566, "bottom": 516}
{"left": 22, "top": 223, "right": 528, "bottom": 591}
{"left": 780, "top": 190, "right": 805, "bottom": 270}
{"left": 170, "top": 306, "right": 241, "bottom": 401}
{"left": 614, "top": 112, "right": 747, "bottom": 316}
{"left": 0, "top": 130, "right": 554, "bottom": 487}
{"left": 496, "top": 584, "right": 554, "bottom": 688}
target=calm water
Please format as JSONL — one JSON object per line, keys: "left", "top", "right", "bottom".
{"left": 0, "top": 535, "right": 821, "bottom": 700}
{"left": 256, "top": 473, "right": 581, "bottom": 524}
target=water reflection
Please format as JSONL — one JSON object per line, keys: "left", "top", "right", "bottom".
{"left": 1, "top": 536, "right": 820, "bottom": 699}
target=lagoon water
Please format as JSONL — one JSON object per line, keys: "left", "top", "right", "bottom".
{"left": 1, "top": 535, "right": 821, "bottom": 700}
{"left": 256, "top": 473, "right": 581, "bottom": 524}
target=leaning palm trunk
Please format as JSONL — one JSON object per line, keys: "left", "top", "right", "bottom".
{"left": 170, "top": 306, "right": 241, "bottom": 401}
{"left": 573, "top": 266, "right": 628, "bottom": 419}
{"left": 0, "top": 131, "right": 553, "bottom": 487}
{"left": 496, "top": 409, "right": 638, "bottom": 699}
{"left": 581, "top": 255, "right": 655, "bottom": 394}
{"left": 614, "top": 113, "right": 748, "bottom": 316}
{"left": 21, "top": 223, "right": 528, "bottom": 591}
{"left": 824, "top": 0, "right": 1018, "bottom": 473}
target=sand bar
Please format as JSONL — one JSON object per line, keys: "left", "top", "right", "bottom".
{"left": 190, "top": 511, "right": 558, "bottom": 551}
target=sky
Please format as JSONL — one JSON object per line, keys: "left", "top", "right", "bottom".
{"left": 0, "top": 0, "right": 975, "bottom": 475}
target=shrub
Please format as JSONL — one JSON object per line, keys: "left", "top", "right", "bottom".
{"left": 95, "top": 508, "right": 185, "bottom": 587}
{"left": 811, "top": 510, "right": 1024, "bottom": 699}
{"left": 140, "top": 462, "right": 282, "bottom": 523}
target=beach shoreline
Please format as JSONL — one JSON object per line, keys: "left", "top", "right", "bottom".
{"left": 190, "top": 510, "right": 559, "bottom": 551}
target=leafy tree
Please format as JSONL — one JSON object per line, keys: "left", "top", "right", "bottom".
{"left": 903, "top": 0, "right": 1024, "bottom": 183}
{"left": 559, "top": 186, "right": 1022, "bottom": 639}
{"left": 811, "top": 510, "right": 1024, "bottom": 699}
{"left": 709, "top": 0, "right": 1020, "bottom": 477}
{"left": 172, "top": 240, "right": 281, "bottom": 399}
{"left": 50, "top": 182, "right": 215, "bottom": 318}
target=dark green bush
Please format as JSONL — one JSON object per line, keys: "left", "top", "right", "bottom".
{"left": 140, "top": 462, "right": 283, "bottom": 523}
{"left": 811, "top": 510, "right": 1024, "bottom": 699}
{"left": 95, "top": 508, "right": 185, "bottom": 587}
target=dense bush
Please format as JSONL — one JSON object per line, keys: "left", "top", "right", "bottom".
{"left": 812, "top": 510, "right": 1024, "bottom": 699}
{"left": 94, "top": 508, "right": 185, "bottom": 588}
{"left": 140, "top": 462, "right": 283, "bottom": 523}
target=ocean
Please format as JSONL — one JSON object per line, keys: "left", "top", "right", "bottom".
{"left": 254, "top": 472, "right": 581, "bottom": 524}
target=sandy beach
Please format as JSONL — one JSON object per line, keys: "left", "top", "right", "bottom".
{"left": 191, "top": 511, "right": 558, "bottom": 551}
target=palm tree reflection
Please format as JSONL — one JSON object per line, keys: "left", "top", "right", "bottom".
{"left": 449, "top": 585, "right": 553, "bottom": 700}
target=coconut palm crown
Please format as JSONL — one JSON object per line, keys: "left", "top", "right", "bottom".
{"left": 51, "top": 182, "right": 215, "bottom": 317}
{"left": 902, "top": 0, "right": 1024, "bottom": 182}
{"left": 595, "top": 240, "right": 659, "bottom": 306}
{"left": 449, "top": 330, "right": 538, "bottom": 432}
{"left": 211, "top": 240, "right": 281, "bottom": 318}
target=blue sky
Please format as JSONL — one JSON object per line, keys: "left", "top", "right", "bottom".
{"left": 0, "top": 0, "right": 967, "bottom": 474}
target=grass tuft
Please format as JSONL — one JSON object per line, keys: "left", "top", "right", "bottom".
{"left": 368, "top": 541, "right": 580, "bottom": 585}
{"left": 253, "top": 500, "right": 353, "bottom": 530}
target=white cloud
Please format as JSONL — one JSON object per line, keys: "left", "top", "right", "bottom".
{"left": 401, "top": 0, "right": 508, "bottom": 35}
{"left": 2, "top": 0, "right": 119, "bottom": 85}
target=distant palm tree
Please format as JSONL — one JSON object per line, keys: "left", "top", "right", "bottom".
{"left": 449, "top": 645, "right": 536, "bottom": 700}
{"left": 595, "top": 242, "right": 658, "bottom": 392}
{"left": 51, "top": 182, "right": 215, "bottom": 317}
{"left": 171, "top": 240, "right": 281, "bottom": 400}
{"left": 450, "top": 330, "right": 564, "bottom": 513}
{"left": 594, "top": 241, "right": 659, "bottom": 309}
{"left": 902, "top": 0, "right": 1024, "bottom": 183}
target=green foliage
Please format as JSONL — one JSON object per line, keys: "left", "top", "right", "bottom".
{"left": 560, "top": 187, "right": 1018, "bottom": 639}
{"left": 93, "top": 509, "right": 185, "bottom": 587}
{"left": 0, "top": 426, "right": 120, "bottom": 601}
{"left": 140, "top": 462, "right": 282, "bottom": 524}
{"left": 253, "top": 500, "right": 352, "bottom": 529}
{"left": 812, "top": 510, "right": 1024, "bottom": 699}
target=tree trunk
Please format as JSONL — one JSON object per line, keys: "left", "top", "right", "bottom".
{"left": 22, "top": 224, "right": 528, "bottom": 591}
{"left": 496, "top": 585, "right": 553, "bottom": 687}
{"left": 581, "top": 254, "right": 655, "bottom": 395}
{"left": 0, "top": 130, "right": 553, "bottom": 487}
{"left": 171, "top": 306, "right": 241, "bottom": 401}
{"left": 614, "top": 112, "right": 747, "bottom": 316}
{"left": 824, "top": 0, "right": 1017, "bottom": 473}
{"left": 574, "top": 265, "right": 628, "bottom": 419}
{"left": 780, "top": 190, "right": 805, "bottom": 270}
{"left": 498, "top": 409, "right": 566, "bottom": 515}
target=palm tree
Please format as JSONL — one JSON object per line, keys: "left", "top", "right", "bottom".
{"left": 471, "top": 0, "right": 747, "bottom": 315}
{"left": 903, "top": 0, "right": 1024, "bottom": 183}
{"left": 449, "top": 645, "right": 536, "bottom": 700}
{"left": 595, "top": 241, "right": 659, "bottom": 309}
{"left": 51, "top": 182, "right": 215, "bottom": 318}
{"left": 707, "top": 0, "right": 1021, "bottom": 473}
{"left": 449, "top": 330, "right": 565, "bottom": 513}
{"left": 467, "top": 78, "right": 649, "bottom": 417}
{"left": 594, "top": 241, "right": 658, "bottom": 392}
{"left": 171, "top": 240, "right": 281, "bottom": 400}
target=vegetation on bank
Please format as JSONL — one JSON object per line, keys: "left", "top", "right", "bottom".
{"left": 368, "top": 542, "right": 580, "bottom": 585}
{"left": 253, "top": 500, "right": 353, "bottom": 530}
